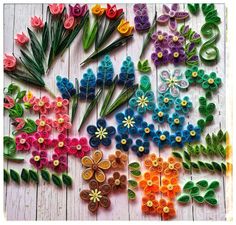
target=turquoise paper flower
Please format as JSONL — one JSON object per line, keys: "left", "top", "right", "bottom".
{"left": 158, "top": 93, "right": 174, "bottom": 111}
{"left": 175, "top": 96, "right": 192, "bottom": 114}
{"left": 168, "top": 112, "right": 185, "bottom": 131}
{"left": 152, "top": 107, "right": 169, "bottom": 124}
{"left": 170, "top": 131, "right": 187, "bottom": 148}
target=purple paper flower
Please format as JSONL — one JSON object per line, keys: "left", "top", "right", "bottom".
{"left": 30, "top": 150, "right": 48, "bottom": 170}
{"left": 157, "top": 4, "right": 189, "bottom": 31}
{"left": 168, "top": 32, "right": 185, "bottom": 48}
{"left": 69, "top": 4, "right": 88, "bottom": 18}
{"left": 151, "top": 47, "right": 169, "bottom": 67}
{"left": 168, "top": 47, "right": 186, "bottom": 65}
{"left": 134, "top": 16, "right": 150, "bottom": 32}
{"left": 133, "top": 4, "right": 148, "bottom": 16}
{"left": 151, "top": 30, "right": 169, "bottom": 48}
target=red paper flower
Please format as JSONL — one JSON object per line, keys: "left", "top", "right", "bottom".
{"left": 12, "top": 118, "right": 26, "bottom": 131}
{"left": 15, "top": 32, "right": 29, "bottom": 46}
{"left": 32, "top": 131, "right": 51, "bottom": 150}
{"left": 35, "top": 115, "right": 52, "bottom": 133}
{"left": 31, "top": 16, "right": 44, "bottom": 29}
{"left": 52, "top": 114, "right": 72, "bottom": 133}
{"left": 106, "top": 4, "right": 123, "bottom": 20}
{"left": 33, "top": 96, "right": 51, "bottom": 114}
{"left": 49, "top": 4, "right": 64, "bottom": 15}
{"left": 64, "top": 16, "right": 75, "bottom": 30}
{"left": 3, "top": 54, "right": 17, "bottom": 71}
{"left": 68, "top": 137, "right": 90, "bottom": 158}
{"left": 48, "top": 154, "right": 68, "bottom": 173}
{"left": 52, "top": 133, "right": 71, "bottom": 155}
{"left": 4, "top": 95, "right": 15, "bottom": 109}
{"left": 51, "top": 96, "right": 69, "bottom": 114}
{"left": 15, "top": 132, "right": 34, "bottom": 151}
{"left": 69, "top": 4, "right": 88, "bottom": 17}
{"left": 30, "top": 150, "right": 48, "bottom": 169}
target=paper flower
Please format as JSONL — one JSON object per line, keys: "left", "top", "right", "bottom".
{"left": 64, "top": 16, "right": 75, "bottom": 30}
{"left": 87, "top": 118, "right": 116, "bottom": 148}
{"left": 91, "top": 4, "right": 105, "bottom": 16}
{"left": 160, "top": 177, "right": 181, "bottom": 198}
{"left": 163, "top": 157, "right": 181, "bottom": 177}
{"left": 15, "top": 132, "right": 33, "bottom": 151}
{"left": 69, "top": 4, "right": 88, "bottom": 17}
{"left": 3, "top": 54, "right": 17, "bottom": 71}
{"left": 183, "top": 124, "right": 201, "bottom": 143}
{"left": 138, "top": 121, "right": 155, "bottom": 140}
{"left": 168, "top": 32, "right": 185, "bottom": 48}
{"left": 201, "top": 72, "right": 222, "bottom": 92}
{"left": 131, "top": 139, "right": 150, "bottom": 157}
{"left": 108, "top": 172, "right": 127, "bottom": 192}
{"left": 139, "top": 172, "right": 159, "bottom": 195}
{"left": 151, "top": 30, "right": 169, "bottom": 48}
{"left": 152, "top": 107, "right": 169, "bottom": 124}
{"left": 129, "top": 89, "right": 155, "bottom": 114}
{"left": 168, "top": 47, "right": 186, "bottom": 65}
{"left": 106, "top": 4, "right": 123, "bottom": 20}
{"left": 80, "top": 179, "right": 111, "bottom": 213}
{"left": 117, "top": 19, "right": 134, "bottom": 36}
{"left": 49, "top": 4, "right": 64, "bottom": 15}
{"left": 23, "top": 91, "right": 36, "bottom": 109}
{"left": 115, "top": 108, "right": 143, "bottom": 135}
{"left": 31, "top": 16, "right": 44, "bottom": 29}
{"left": 185, "top": 66, "right": 204, "bottom": 84}
{"left": 144, "top": 153, "right": 163, "bottom": 173}
{"left": 157, "top": 198, "right": 176, "bottom": 220}
{"left": 142, "top": 194, "right": 159, "bottom": 215}
{"left": 151, "top": 47, "right": 169, "bottom": 67}
{"left": 174, "top": 96, "right": 192, "bottom": 114}
{"left": 115, "top": 133, "right": 133, "bottom": 152}
{"left": 158, "top": 70, "right": 189, "bottom": 97}
{"left": 51, "top": 133, "right": 70, "bottom": 155}
{"left": 133, "top": 3, "right": 148, "bottom": 15}
{"left": 4, "top": 95, "right": 15, "bottom": 109}
{"left": 170, "top": 131, "right": 186, "bottom": 148}
{"left": 157, "top": 4, "right": 189, "bottom": 31}
{"left": 153, "top": 130, "right": 171, "bottom": 148}
{"left": 32, "top": 131, "right": 51, "bottom": 150}
{"left": 15, "top": 32, "right": 29, "bottom": 46}
{"left": 158, "top": 93, "right": 174, "bottom": 111}
{"left": 133, "top": 4, "right": 150, "bottom": 32}
{"left": 35, "top": 115, "right": 52, "bottom": 133}
{"left": 56, "top": 76, "right": 76, "bottom": 100}
{"left": 108, "top": 150, "right": 128, "bottom": 170}
{"left": 68, "top": 137, "right": 90, "bottom": 158}
{"left": 33, "top": 96, "right": 51, "bottom": 114}
{"left": 51, "top": 96, "right": 69, "bottom": 114}
{"left": 12, "top": 118, "right": 25, "bottom": 131}
{"left": 48, "top": 154, "right": 68, "bottom": 173}
{"left": 168, "top": 112, "right": 185, "bottom": 131}
{"left": 81, "top": 150, "right": 111, "bottom": 183}
{"left": 52, "top": 114, "right": 72, "bottom": 133}
{"left": 30, "top": 150, "right": 48, "bottom": 169}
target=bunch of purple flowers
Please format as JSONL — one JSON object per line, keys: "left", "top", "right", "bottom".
{"left": 133, "top": 4, "right": 151, "bottom": 32}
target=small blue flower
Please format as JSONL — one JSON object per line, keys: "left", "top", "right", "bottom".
{"left": 183, "top": 124, "right": 201, "bottom": 143}
{"left": 152, "top": 107, "right": 169, "bottom": 124}
{"left": 87, "top": 118, "right": 116, "bottom": 148}
{"left": 153, "top": 130, "right": 170, "bottom": 148}
{"left": 131, "top": 139, "right": 150, "bottom": 157}
{"left": 158, "top": 93, "right": 174, "bottom": 111}
{"left": 170, "top": 131, "right": 187, "bottom": 148}
{"left": 175, "top": 96, "right": 193, "bottom": 114}
{"left": 115, "top": 133, "right": 133, "bottom": 152}
{"left": 115, "top": 108, "right": 143, "bottom": 135}
{"left": 138, "top": 121, "right": 155, "bottom": 140}
{"left": 56, "top": 76, "right": 76, "bottom": 99}
{"left": 168, "top": 112, "right": 185, "bottom": 131}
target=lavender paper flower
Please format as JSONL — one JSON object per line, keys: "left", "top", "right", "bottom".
{"left": 168, "top": 32, "right": 185, "bottom": 48}
{"left": 151, "top": 30, "right": 169, "bottom": 48}
{"left": 168, "top": 47, "right": 186, "bottom": 65}
{"left": 151, "top": 47, "right": 169, "bottom": 67}
{"left": 133, "top": 3, "right": 150, "bottom": 32}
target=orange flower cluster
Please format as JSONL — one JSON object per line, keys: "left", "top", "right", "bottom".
{"left": 140, "top": 153, "right": 182, "bottom": 220}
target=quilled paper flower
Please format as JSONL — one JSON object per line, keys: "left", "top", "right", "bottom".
{"left": 168, "top": 112, "right": 185, "bottom": 131}
{"left": 117, "top": 19, "right": 134, "bottom": 36}
{"left": 142, "top": 194, "right": 159, "bottom": 215}
{"left": 185, "top": 66, "right": 204, "bottom": 84}
{"left": 144, "top": 153, "right": 163, "bottom": 173}
{"left": 168, "top": 47, "right": 186, "bottom": 65}
{"left": 30, "top": 150, "right": 48, "bottom": 169}
{"left": 131, "top": 139, "right": 150, "bottom": 157}
{"left": 115, "top": 133, "right": 133, "bottom": 152}
{"left": 138, "top": 121, "right": 155, "bottom": 140}
{"left": 69, "top": 4, "right": 88, "bottom": 17}
{"left": 170, "top": 131, "right": 186, "bottom": 148}
{"left": 133, "top": 3, "right": 148, "bottom": 16}
{"left": 163, "top": 157, "right": 181, "bottom": 178}
{"left": 108, "top": 172, "right": 127, "bottom": 192}
{"left": 106, "top": 4, "right": 123, "bottom": 20}
{"left": 80, "top": 179, "right": 111, "bottom": 213}
{"left": 134, "top": 15, "right": 150, "bottom": 32}
{"left": 51, "top": 96, "right": 69, "bottom": 114}
{"left": 151, "top": 30, "right": 169, "bottom": 48}
{"left": 15, "top": 32, "right": 29, "bottom": 46}
{"left": 32, "top": 131, "right": 51, "bottom": 150}
{"left": 129, "top": 89, "right": 155, "bottom": 114}
{"left": 174, "top": 96, "right": 192, "bottom": 114}
{"left": 4, "top": 54, "right": 17, "bottom": 71}
{"left": 12, "top": 118, "right": 25, "bottom": 131}
{"left": 52, "top": 114, "right": 72, "bottom": 133}
{"left": 15, "top": 132, "right": 33, "bottom": 151}
{"left": 35, "top": 115, "right": 52, "bottom": 133}
{"left": 201, "top": 72, "right": 222, "bottom": 92}
{"left": 33, "top": 96, "right": 51, "bottom": 114}
{"left": 68, "top": 137, "right": 90, "bottom": 158}
{"left": 91, "top": 4, "right": 105, "bottom": 16}
{"left": 108, "top": 150, "right": 128, "bottom": 170}
{"left": 157, "top": 198, "right": 176, "bottom": 220}
{"left": 31, "top": 16, "right": 44, "bottom": 29}
{"left": 153, "top": 130, "right": 170, "bottom": 149}
{"left": 152, "top": 107, "right": 169, "bottom": 124}
{"left": 64, "top": 16, "right": 75, "bottom": 30}
{"left": 56, "top": 76, "right": 76, "bottom": 100}
{"left": 81, "top": 150, "right": 111, "bottom": 183}
{"left": 158, "top": 93, "right": 174, "bottom": 111}
{"left": 4, "top": 95, "right": 15, "bottom": 109}
{"left": 49, "top": 4, "right": 64, "bottom": 15}
{"left": 87, "top": 118, "right": 116, "bottom": 148}
{"left": 158, "top": 70, "right": 189, "bottom": 98}
{"left": 168, "top": 32, "right": 185, "bottom": 48}
{"left": 48, "top": 154, "right": 68, "bottom": 173}
{"left": 157, "top": 4, "right": 189, "bottom": 31}
{"left": 151, "top": 47, "right": 169, "bottom": 68}
{"left": 23, "top": 91, "right": 36, "bottom": 109}
{"left": 160, "top": 177, "right": 181, "bottom": 198}
{"left": 115, "top": 108, "right": 142, "bottom": 135}
{"left": 139, "top": 172, "right": 159, "bottom": 194}
{"left": 51, "top": 133, "right": 70, "bottom": 155}
{"left": 183, "top": 124, "right": 201, "bottom": 143}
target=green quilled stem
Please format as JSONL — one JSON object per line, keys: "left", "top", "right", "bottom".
{"left": 71, "top": 78, "right": 79, "bottom": 123}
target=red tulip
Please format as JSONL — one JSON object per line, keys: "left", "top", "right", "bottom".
{"left": 106, "top": 4, "right": 123, "bottom": 20}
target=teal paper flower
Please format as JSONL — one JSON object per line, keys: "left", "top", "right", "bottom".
{"left": 202, "top": 72, "right": 222, "bottom": 92}
{"left": 185, "top": 66, "right": 204, "bottom": 84}
{"left": 152, "top": 107, "right": 169, "bottom": 124}
{"left": 158, "top": 93, "right": 174, "bottom": 112}
{"left": 175, "top": 96, "right": 192, "bottom": 114}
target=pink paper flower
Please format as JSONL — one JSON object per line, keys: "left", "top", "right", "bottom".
{"left": 4, "top": 95, "right": 15, "bottom": 109}
{"left": 4, "top": 54, "right": 17, "bottom": 71}
{"left": 15, "top": 32, "right": 29, "bottom": 46}
{"left": 23, "top": 91, "right": 36, "bottom": 109}
{"left": 49, "top": 4, "right": 64, "bottom": 15}
{"left": 64, "top": 16, "right": 75, "bottom": 30}
{"left": 51, "top": 96, "right": 69, "bottom": 114}
{"left": 32, "top": 131, "right": 51, "bottom": 150}
{"left": 68, "top": 137, "right": 90, "bottom": 158}
{"left": 31, "top": 16, "right": 44, "bottom": 29}
{"left": 69, "top": 4, "right": 88, "bottom": 17}
{"left": 52, "top": 133, "right": 71, "bottom": 155}
{"left": 48, "top": 154, "right": 68, "bottom": 173}
{"left": 33, "top": 96, "right": 51, "bottom": 114}
{"left": 52, "top": 114, "right": 72, "bottom": 133}
{"left": 35, "top": 115, "right": 52, "bottom": 133}
{"left": 30, "top": 150, "right": 48, "bottom": 169}
{"left": 15, "top": 132, "right": 34, "bottom": 151}
{"left": 12, "top": 118, "right": 26, "bottom": 131}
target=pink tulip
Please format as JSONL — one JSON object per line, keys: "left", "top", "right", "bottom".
{"left": 3, "top": 54, "right": 17, "bottom": 71}
{"left": 15, "top": 32, "right": 29, "bottom": 46}
{"left": 49, "top": 4, "right": 64, "bottom": 15}
{"left": 31, "top": 16, "right": 44, "bottom": 29}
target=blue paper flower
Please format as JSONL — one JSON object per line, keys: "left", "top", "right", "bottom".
{"left": 79, "top": 69, "right": 96, "bottom": 100}
{"left": 87, "top": 118, "right": 116, "bottom": 148}
{"left": 131, "top": 139, "right": 150, "bottom": 157}
{"left": 96, "top": 55, "right": 114, "bottom": 87}
{"left": 153, "top": 130, "right": 170, "bottom": 148}
{"left": 152, "top": 107, "right": 169, "bottom": 124}
{"left": 158, "top": 93, "right": 174, "bottom": 112}
{"left": 115, "top": 133, "right": 133, "bottom": 152}
{"left": 115, "top": 108, "right": 143, "bottom": 135}
{"left": 175, "top": 96, "right": 193, "bottom": 114}
{"left": 56, "top": 76, "right": 76, "bottom": 99}
{"left": 168, "top": 112, "right": 185, "bottom": 131}
{"left": 170, "top": 131, "right": 186, "bottom": 148}
{"left": 183, "top": 124, "right": 201, "bottom": 143}
{"left": 117, "top": 56, "right": 135, "bottom": 88}
{"left": 138, "top": 121, "right": 155, "bottom": 140}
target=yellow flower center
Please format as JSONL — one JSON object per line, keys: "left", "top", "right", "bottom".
{"left": 181, "top": 100, "right": 188, "bottom": 106}
{"left": 137, "top": 95, "right": 149, "bottom": 108}
{"left": 138, "top": 146, "right": 144, "bottom": 152}
{"left": 208, "top": 78, "right": 214, "bottom": 84}
{"left": 152, "top": 160, "right": 159, "bottom": 167}
{"left": 38, "top": 100, "right": 44, "bottom": 107}
{"left": 58, "top": 141, "right": 64, "bottom": 147}
{"left": 115, "top": 179, "right": 121, "bottom": 186}
{"left": 20, "top": 138, "right": 26, "bottom": 144}
{"left": 169, "top": 164, "right": 174, "bottom": 170}
{"left": 173, "top": 52, "right": 179, "bottom": 58}
{"left": 192, "top": 71, "right": 198, "bottom": 77}
{"left": 167, "top": 184, "right": 173, "bottom": 190}
{"left": 147, "top": 200, "right": 153, "bottom": 207}
{"left": 39, "top": 121, "right": 46, "bottom": 126}
{"left": 173, "top": 35, "right": 179, "bottom": 42}
{"left": 175, "top": 136, "right": 182, "bottom": 143}
{"left": 174, "top": 118, "right": 180, "bottom": 124}
{"left": 34, "top": 155, "right": 40, "bottom": 161}
{"left": 147, "top": 180, "right": 153, "bottom": 186}
{"left": 164, "top": 97, "right": 169, "bottom": 103}
{"left": 158, "top": 34, "right": 164, "bottom": 41}
{"left": 58, "top": 118, "right": 64, "bottom": 124}
{"left": 158, "top": 111, "right": 164, "bottom": 117}
{"left": 144, "top": 128, "right": 150, "bottom": 134}
{"left": 95, "top": 127, "right": 108, "bottom": 140}
{"left": 38, "top": 137, "right": 44, "bottom": 143}
{"left": 163, "top": 206, "right": 170, "bottom": 213}
{"left": 160, "top": 135, "right": 166, "bottom": 141}
{"left": 123, "top": 116, "right": 135, "bottom": 128}
{"left": 157, "top": 52, "right": 163, "bottom": 58}
{"left": 89, "top": 189, "right": 102, "bottom": 203}
{"left": 53, "top": 160, "right": 60, "bottom": 166}
{"left": 121, "top": 139, "right": 127, "bottom": 145}
{"left": 27, "top": 91, "right": 33, "bottom": 100}
{"left": 190, "top": 130, "right": 196, "bottom": 136}
{"left": 57, "top": 101, "right": 63, "bottom": 107}
{"left": 77, "top": 144, "right": 82, "bottom": 150}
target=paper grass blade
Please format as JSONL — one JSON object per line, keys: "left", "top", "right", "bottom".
{"left": 71, "top": 78, "right": 79, "bottom": 123}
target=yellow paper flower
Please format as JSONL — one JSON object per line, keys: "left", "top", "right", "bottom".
{"left": 92, "top": 4, "right": 105, "bottom": 16}
{"left": 117, "top": 19, "right": 133, "bottom": 36}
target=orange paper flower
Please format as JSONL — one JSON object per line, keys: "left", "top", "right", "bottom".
{"left": 117, "top": 19, "right": 133, "bottom": 36}
{"left": 142, "top": 194, "right": 159, "bottom": 214}
{"left": 162, "top": 157, "right": 181, "bottom": 178}
{"left": 144, "top": 153, "right": 163, "bottom": 173}
{"left": 160, "top": 177, "right": 181, "bottom": 198}
{"left": 91, "top": 4, "right": 105, "bottom": 16}
{"left": 139, "top": 171, "right": 159, "bottom": 194}
{"left": 157, "top": 198, "right": 176, "bottom": 220}
{"left": 108, "top": 150, "right": 128, "bottom": 170}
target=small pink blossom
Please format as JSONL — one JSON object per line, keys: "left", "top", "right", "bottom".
{"left": 4, "top": 95, "right": 15, "bottom": 109}
{"left": 15, "top": 32, "right": 29, "bottom": 46}
{"left": 52, "top": 114, "right": 72, "bottom": 133}
{"left": 68, "top": 137, "right": 90, "bottom": 158}
{"left": 15, "top": 132, "right": 34, "bottom": 151}
{"left": 32, "top": 131, "right": 51, "bottom": 150}
{"left": 48, "top": 154, "right": 68, "bottom": 173}
{"left": 49, "top": 4, "right": 64, "bottom": 15}
{"left": 31, "top": 16, "right": 44, "bottom": 29}
{"left": 30, "top": 150, "right": 48, "bottom": 169}
{"left": 23, "top": 91, "right": 36, "bottom": 109}
{"left": 52, "top": 133, "right": 70, "bottom": 155}
{"left": 51, "top": 96, "right": 69, "bottom": 114}
{"left": 35, "top": 115, "right": 52, "bottom": 133}
{"left": 4, "top": 54, "right": 17, "bottom": 71}
{"left": 33, "top": 96, "right": 51, "bottom": 114}
{"left": 12, "top": 118, "right": 26, "bottom": 131}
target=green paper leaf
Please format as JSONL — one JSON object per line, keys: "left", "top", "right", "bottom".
{"left": 4, "top": 136, "right": 16, "bottom": 156}
{"left": 196, "top": 180, "right": 208, "bottom": 189}
{"left": 41, "top": 169, "right": 50, "bottom": 183}
{"left": 29, "top": 170, "right": 39, "bottom": 184}
{"left": 62, "top": 174, "right": 72, "bottom": 187}
{"left": 197, "top": 161, "right": 206, "bottom": 169}
{"left": 205, "top": 115, "right": 214, "bottom": 124}
{"left": 193, "top": 195, "right": 204, "bottom": 203}
{"left": 183, "top": 181, "right": 195, "bottom": 191}
{"left": 193, "top": 145, "right": 200, "bottom": 155}
{"left": 128, "top": 162, "right": 140, "bottom": 170}
{"left": 137, "top": 60, "right": 151, "bottom": 73}
{"left": 140, "top": 75, "right": 151, "bottom": 92}
{"left": 187, "top": 144, "right": 194, "bottom": 155}
{"left": 10, "top": 169, "right": 20, "bottom": 184}
{"left": 128, "top": 180, "right": 138, "bottom": 188}
{"left": 205, "top": 162, "right": 215, "bottom": 172}
{"left": 212, "top": 162, "right": 222, "bottom": 173}
{"left": 4, "top": 169, "right": 10, "bottom": 183}
{"left": 177, "top": 195, "right": 190, "bottom": 203}
{"left": 21, "top": 119, "right": 37, "bottom": 133}
{"left": 21, "top": 168, "right": 30, "bottom": 183}
{"left": 184, "top": 151, "right": 191, "bottom": 162}
{"left": 5, "top": 83, "right": 19, "bottom": 95}
{"left": 182, "top": 162, "right": 191, "bottom": 170}
{"left": 130, "top": 170, "right": 141, "bottom": 177}
{"left": 190, "top": 186, "right": 200, "bottom": 196}
{"left": 71, "top": 78, "right": 79, "bottom": 123}
{"left": 128, "top": 188, "right": 136, "bottom": 200}
{"left": 199, "top": 144, "right": 208, "bottom": 155}
{"left": 204, "top": 189, "right": 215, "bottom": 198}
{"left": 205, "top": 198, "right": 218, "bottom": 206}
{"left": 217, "top": 145, "right": 226, "bottom": 158}
{"left": 197, "top": 119, "right": 205, "bottom": 130}
{"left": 9, "top": 103, "right": 24, "bottom": 119}
{"left": 191, "top": 162, "right": 200, "bottom": 170}
{"left": 221, "top": 163, "right": 226, "bottom": 173}
{"left": 172, "top": 151, "right": 183, "bottom": 160}
{"left": 42, "top": 22, "right": 49, "bottom": 52}
{"left": 16, "top": 90, "right": 26, "bottom": 101}
{"left": 52, "top": 174, "right": 62, "bottom": 188}
{"left": 208, "top": 181, "right": 219, "bottom": 190}
{"left": 205, "top": 134, "right": 212, "bottom": 145}
{"left": 217, "top": 129, "right": 224, "bottom": 142}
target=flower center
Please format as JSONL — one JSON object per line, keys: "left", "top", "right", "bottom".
{"left": 34, "top": 155, "right": 40, "bottom": 161}
{"left": 190, "top": 130, "right": 196, "bottom": 136}
{"left": 175, "top": 136, "right": 182, "bottom": 143}
{"left": 192, "top": 71, "right": 198, "bottom": 77}
{"left": 152, "top": 160, "right": 159, "bottom": 167}
{"left": 53, "top": 160, "right": 60, "bottom": 166}
{"left": 160, "top": 135, "right": 166, "bottom": 141}
{"left": 181, "top": 100, "right": 188, "bottom": 106}
{"left": 39, "top": 121, "right": 46, "bottom": 126}
{"left": 158, "top": 111, "right": 164, "bottom": 117}
{"left": 89, "top": 189, "right": 102, "bottom": 203}
{"left": 58, "top": 141, "right": 64, "bottom": 147}
{"left": 208, "top": 78, "right": 214, "bottom": 84}
{"left": 173, "top": 35, "right": 179, "bottom": 42}
{"left": 123, "top": 116, "right": 135, "bottom": 129}
{"left": 173, "top": 52, "right": 179, "bottom": 58}
{"left": 157, "top": 52, "right": 163, "bottom": 58}
{"left": 138, "top": 146, "right": 144, "bottom": 152}
{"left": 95, "top": 127, "right": 108, "bottom": 140}
{"left": 147, "top": 180, "right": 153, "bottom": 186}
{"left": 169, "top": 164, "right": 174, "bottom": 170}
{"left": 164, "top": 97, "right": 169, "bottom": 103}
{"left": 163, "top": 206, "right": 170, "bottom": 213}
{"left": 77, "top": 144, "right": 82, "bottom": 150}
{"left": 57, "top": 101, "right": 63, "bottom": 107}
{"left": 115, "top": 179, "right": 121, "bottom": 186}
{"left": 20, "top": 138, "right": 26, "bottom": 144}
{"left": 147, "top": 200, "right": 153, "bottom": 207}
{"left": 158, "top": 34, "right": 164, "bottom": 41}
{"left": 38, "top": 137, "right": 44, "bottom": 143}
{"left": 167, "top": 184, "right": 173, "bottom": 190}
{"left": 58, "top": 118, "right": 64, "bottom": 124}
{"left": 144, "top": 127, "right": 150, "bottom": 134}
{"left": 169, "top": 10, "right": 176, "bottom": 18}
{"left": 121, "top": 139, "right": 127, "bottom": 145}
{"left": 174, "top": 118, "right": 180, "bottom": 124}
{"left": 137, "top": 95, "right": 149, "bottom": 108}
{"left": 92, "top": 164, "right": 98, "bottom": 171}
{"left": 38, "top": 100, "right": 44, "bottom": 107}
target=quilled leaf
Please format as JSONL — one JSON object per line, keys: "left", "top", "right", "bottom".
{"left": 182, "top": 162, "right": 191, "bottom": 170}
{"left": 197, "top": 161, "right": 206, "bottom": 169}
{"left": 71, "top": 78, "right": 79, "bottom": 123}
{"left": 21, "top": 119, "right": 37, "bottom": 134}
{"left": 190, "top": 186, "right": 200, "bottom": 196}
{"left": 128, "top": 162, "right": 140, "bottom": 170}
{"left": 205, "top": 134, "right": 212, "bottom": 145}
{"left": 41, "top": 169, "right": 50, "bottom": 183}
{"left": 130, "top": 170, "right": 141, "bottom": 177}
{"left": 16, "top": 90, "right": 26, "bottom": 100}
{"left": 204, "top": 189, "right": 215, "bottom": 198}
{"left": 217, "top": 145, "right": 225, "bottom": 158}
{"left": 184, "top": 151, "right": 191, "bottom": 162}
{"left": 212, "top": 162, "right": 222, "bottom": 173}
{"left": 196, "top": 180, "right": 208, "bottom": 189}
{"left": 187, "top": 3, "right": 200, "bottom": 15}
{"left": 193, "top": 145, "right": 200, "bottom": 155}
{"left": 52, "top": 174, "right": 62, "bottom": 188}
{"left": 193, "top": 195, "right": 204, "bottom": 203}
{"left": 207, "top": 181, "right": 219, "bottom": 190}
{"left": 4, "top": 169, "right": 10, "bottom": 183}
{"left": 21, "top": 168, "right": 30, "bottom": 183}
{"left": 10, "top": 169, "right": 20, "bottom": 184}
{"left": 191, "top": 162, "right": 200, "bottom": 170}
{"left": 128, "top": 180, "right": 138, "bottom": 188}
{"left": 187, "top": 144, "right": 194, "bottom": 155}
{"left": 183, "top": 181, "right": 195, "bottom": 191}
{"left": 128, "top": 188, "right": 136, "bottom": 200}
{"left": 140, "top": 75, "right": 151, "bottom": 92}
{"left": 137, "top": 59, "right": 151, "bottom": 73}
{"left": 221, "top": 163, "right": 226, "bottom": 173}
{"left": 197, "top": 119, "right": 205, "bottom": 130}
{"left": 199, "top": 144, "right": 208, "bottom": 155}
{"left": 9, "top": 103, "right": 24, "bottom": 119}
{"left": 207, "top": 103, "right": 215, "bottom": 114}
{"left": 177, "top": 195, "right": 190, "bottom": 204}
{"left": 205, "top": 198, "right": 218, "bottom": 206}
{"left": 172, "top": 151, "right": 183, "bottom": 160}
{"left": 205, "top": 162, "right": 215, "bottom": 172}
{"left": 212, "top": 133, "right": 218, "bottom": 146}
{"left": 217, "top": 129, "right": 224, "bottom": 142}
{"left": 29, "top": 170, "right": 39, "bottom": 184}
{"left": 62, "top": 174, "right": 72, "bottom": 187}
{"left": 4, "top": 136, "right": 16, "bottom": 157}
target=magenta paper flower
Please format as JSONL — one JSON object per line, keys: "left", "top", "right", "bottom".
{"left": 51, "top": 96, "right": 69, "bottom": 114}
{"left": 151, "top": 47, "right": 169, "bottom": 68}
{"left": 157, "top": 4, "right": 189, "bottom": 31}
{"left": 168, "top": 47, "right": 186, "bottom": 65}
{"left": 32, "top": 131, "right": 51, "bottom": 150}
{"left": 4, "top": 95, "right": 15, "bottom": 109}
{"left": 52, "top": 133, "right": 71, "bottom": 155}
{"left": 33, "top": 96, "right": 51, "bottom": 114}
{"left": 48, "top": 154, "right": 68, "bottom": 173}
{"left": 52, "top": 114, "right": 72, "bottom": 133}
{"left": 151, "top": 30, "right": 169, "bottom": 48}
{"left": 12, "top": 118, "right": 26, "bottom": 131}
{"left": 30, "top": 150, "right": 48, "bottom": 169}
{"left": 68, "top": 137, "right": 90, "bottom": 158}
{"left": 69, "top": 4, "right": 88, "bottom": 17}
{"left": 168, "top": 32, "right": 185, "bottom": 48}
{"left": 35, "top": 115, "right": 52, "bottom": 133}
{"left": 15, "top": 132, "right": 34, "bottom": 151}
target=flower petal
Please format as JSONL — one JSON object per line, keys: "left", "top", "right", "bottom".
{"left": 82, "top": 168, "right": 94, "bottom": 181}
{"left": 169, "top": 17, "right": 177, "bottom": 31}
{"left": 92, "top": 150, "right": 103, "bottom": 164}
{"left": 95, "top": 168, "right": 106, "bottom": 183}
{"left": 88, "top": 201, "right": 99, "bottom": 213}
{"left": 98, "top": 159, "right": 111, "bottom": 170}
{"left": 170, "top": 86, "right": 180, "bottom": 97}
{"left": 157, "top": 14, "right": 169, "bottom": 23}
{"left": 175, "top": 11, "right": 189, "bottom": 20}
{"left": 80, "top": 190, "right": 90, "bottom": 201}
{"left": 100, "top": 196, "right": 111, "bottom": 208}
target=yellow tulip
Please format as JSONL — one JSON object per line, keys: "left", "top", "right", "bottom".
{"left": 92, "top": 4, "right": 105, "bottom": 16}
{"left": 117, "top": 19, "right": 134, "bottom": 36}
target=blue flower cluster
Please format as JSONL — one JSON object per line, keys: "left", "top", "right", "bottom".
{"left": 56, "top": 76, "right": 76, "bottom": 99}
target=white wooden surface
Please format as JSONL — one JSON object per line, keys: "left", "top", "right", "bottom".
{"left": 3, "top": 3, "right": 226, "bottom": 220}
